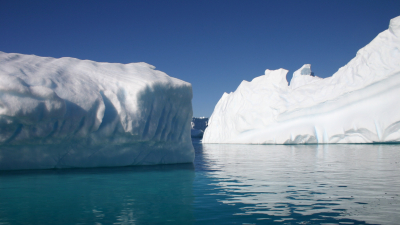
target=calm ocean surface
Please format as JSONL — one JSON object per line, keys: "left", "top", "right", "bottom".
{"left": 0, "top": 141, "right": 399, "bottom": 224}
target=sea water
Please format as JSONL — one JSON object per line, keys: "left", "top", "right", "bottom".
{"left": 0, "top": 141, "right": 399, "bottom": 224}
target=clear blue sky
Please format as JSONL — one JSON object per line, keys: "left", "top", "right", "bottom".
{"left": 1, "top": 0, "right": 399, "bottom": 117}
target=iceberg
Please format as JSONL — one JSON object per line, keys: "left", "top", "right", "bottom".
{"left": 0, "top": 52, "right": 194, "bottom": 170}
{"left": 191, "top": 117, "right": 209, "bottom": 138}
{"left": 203, "top": 16, "right": 400, "bottom": 144}
{"left": 190, "top": 128, "right": 203, "bottom": 138}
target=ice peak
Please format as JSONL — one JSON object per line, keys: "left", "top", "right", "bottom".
{"left": 389, "top": 15, "right": 400, "bottom": 36}
{"left": 290, "top": 64, "right": 321, "bottom": 89}
{"left": 254, "top": 68, "right": 288, "bottom": 88}
{"left": 293, "top": 64, "right": 313, "bottom": 77}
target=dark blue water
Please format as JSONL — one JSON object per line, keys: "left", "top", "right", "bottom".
{"left": 0, "top": 141, "right": 399, "bottom": 224}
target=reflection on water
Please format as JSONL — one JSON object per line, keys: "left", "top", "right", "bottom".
{"left": 0, "top": 143, "right": 399, "bottom": 224}
{"left": 196, "top": 143, "right": 400, "bottom": 224}
{"left": 0, "top": 164, "right": 195, "bottom": 225}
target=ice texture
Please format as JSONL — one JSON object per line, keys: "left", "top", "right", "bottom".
{"left": 191, "top": 117, "right": 209, "bottom": 138}
{"left": 0, "top": 52, "right": 194, "bottom": 170}
{"left": 190, "top": 128, "right": 203, "bottom": 138}
{"left": 203, "top": 16, "right": 400, "bottom": 144}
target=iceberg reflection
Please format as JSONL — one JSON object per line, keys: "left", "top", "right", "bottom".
{"left": 0, "top": 164, "right": 195, "bottom": 225}
{"left": 199, "top": 144, "right": 400, "bottom": 224}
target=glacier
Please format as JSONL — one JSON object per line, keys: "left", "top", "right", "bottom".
{"left": 203, "top": 16, "right": 400, "bottom": 144}
{"left": 0, "top": 52, "right": 194, "bottom": 170}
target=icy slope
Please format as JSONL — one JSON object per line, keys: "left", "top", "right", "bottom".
{"left": 0, "top": 52, "right": 194, "bottom": 170}
{"left": 203, "top": 16, "right": 400, "bottom": 144}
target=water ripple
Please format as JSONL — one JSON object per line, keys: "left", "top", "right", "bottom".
{"left": 196, "top": 143, "right": 400, "bottom": 224}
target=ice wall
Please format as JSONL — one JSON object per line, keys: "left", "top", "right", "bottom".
{"left": 203, "top": 16, "right": 400, "bottom": 144}
{"left": 0, "top": 52, "right": 194, "bottom": 170}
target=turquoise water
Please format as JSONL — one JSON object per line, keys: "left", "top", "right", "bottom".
{"left": 0, "top": 142, "right": 399, "bottom": 224}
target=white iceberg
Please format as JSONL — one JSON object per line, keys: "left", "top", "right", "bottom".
{"left": 0, "top": 52, "right": 194, "bottom": 170}
{"left": 203, "top": 16, "right": 400, "bottom": 144}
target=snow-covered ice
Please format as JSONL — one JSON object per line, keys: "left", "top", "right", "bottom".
{"left": 203, "top": 16, "right": 400, "bottom": 144}
{"left": 0, "top": 52, "right": 194, "bottom": 170}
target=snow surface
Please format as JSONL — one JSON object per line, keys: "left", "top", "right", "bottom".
{"left": 0, "top": 52, "right": 194, "bottom": 170}
{"left": 203, "top": 16, "right": 400, "bottom": 144}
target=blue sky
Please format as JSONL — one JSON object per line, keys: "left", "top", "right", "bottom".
{"left": 1, "top": 0, "right": 399, "bottom": 117}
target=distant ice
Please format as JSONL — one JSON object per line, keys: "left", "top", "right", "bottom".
{"left": 191, "top": 117, "right": 209, "bottom": 138}
{"left": 203, "top": 16, "right": 400, "bottom": 144}
{"left": 0, "top": 52, "right": 194, "bottom": 170}
{"left": 191, "top": 128, "right": 204, "bottom": 138}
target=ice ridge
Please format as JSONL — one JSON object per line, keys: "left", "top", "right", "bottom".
{"left": 203, "top": 16, "right": 400, "bottom": 144}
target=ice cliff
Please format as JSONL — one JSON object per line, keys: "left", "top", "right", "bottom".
{"left": 203, "top": 16, "right": 400, "bottom": 144}
{"left": 0, "top": 52, "right": 194, "bottom": 170}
